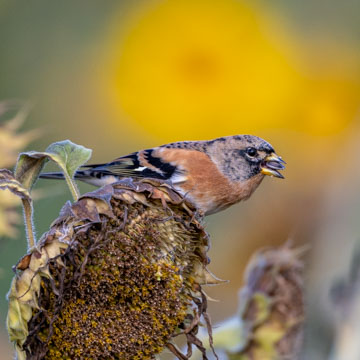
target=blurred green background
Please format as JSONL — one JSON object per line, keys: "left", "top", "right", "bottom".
{"left": 0, "top": 0, "right": 360, "bottom": 358}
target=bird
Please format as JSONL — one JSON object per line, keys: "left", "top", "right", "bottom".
{"left": 40, "top": 135, "right": 285, "bottom": 215}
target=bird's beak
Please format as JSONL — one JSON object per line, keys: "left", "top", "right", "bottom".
{"left": 261, "top": 153, "right": 286, "bottom": 179}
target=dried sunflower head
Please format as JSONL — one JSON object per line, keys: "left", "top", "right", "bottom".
{"left": 236, "top": 245, "right": 304, "bottom": 360}
{"left": 7, "top": 178, "right": 222, "bottom": 360}
{"left": 191, "top": 244, "right": 305, "bottom": 360}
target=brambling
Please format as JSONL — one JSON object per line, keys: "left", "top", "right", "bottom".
{"left": 40, "top": 135, "right": 285, "bottom": 215}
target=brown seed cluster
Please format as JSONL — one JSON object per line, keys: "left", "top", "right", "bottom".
{"left": 8, "top": 180, "right": 216, "bottom": 360}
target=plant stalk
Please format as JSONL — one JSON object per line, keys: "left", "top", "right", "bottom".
{"left": 21, "top": 198, "right": 36, "bottom": 249}
{"left": 63, "top": 173, "right": 80, "bottom": 201}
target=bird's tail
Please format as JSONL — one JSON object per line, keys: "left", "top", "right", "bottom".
{"left": 40, "top": 170, "right": 90, "bottom": 181}
{"left": 39, "top": 172, "right": 66, "bottom": 180}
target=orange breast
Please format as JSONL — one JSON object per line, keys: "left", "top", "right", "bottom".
{"left": 155, "top": 148, "right": 264, "bottom": 214}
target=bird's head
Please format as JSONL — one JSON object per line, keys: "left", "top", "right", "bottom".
{"left": 207, "top": 135, "right": 285, "bottom": 182}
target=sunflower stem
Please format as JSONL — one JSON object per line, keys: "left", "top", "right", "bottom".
{"left": 63, "top": 172, "right": 80, "bottom": 201}
{"left": 21, "top": 198, "right": 36, "bottom": 249}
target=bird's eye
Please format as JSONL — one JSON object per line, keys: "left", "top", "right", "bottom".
{"left": 246, "top": 147, "right": 257, "bottom": 157}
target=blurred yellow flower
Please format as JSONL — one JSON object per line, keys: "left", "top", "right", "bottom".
{"left": 0, "top": 104, "right": 36, "bottom": 238}
{"left": 0, "top": 191, "right": 21, "bottom": 238}
{"left": 100, "top": 0, "right": 360, "bottom": 140}
{"left": 0, "top": 104, "right": 36, "bottom": 168}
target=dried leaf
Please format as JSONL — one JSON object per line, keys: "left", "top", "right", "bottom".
{"left": 0, "top": 169, "right": 31, "bottom": 201}
{"left": 0, "top": 169, "right": 36, "bottom": 248}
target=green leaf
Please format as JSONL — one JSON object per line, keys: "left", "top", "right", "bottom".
{"left": 14, "top": 140, "right": 92, "bottom": 201}
{"left": 45, "top": 140, "right": 92, "bottom": 179}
